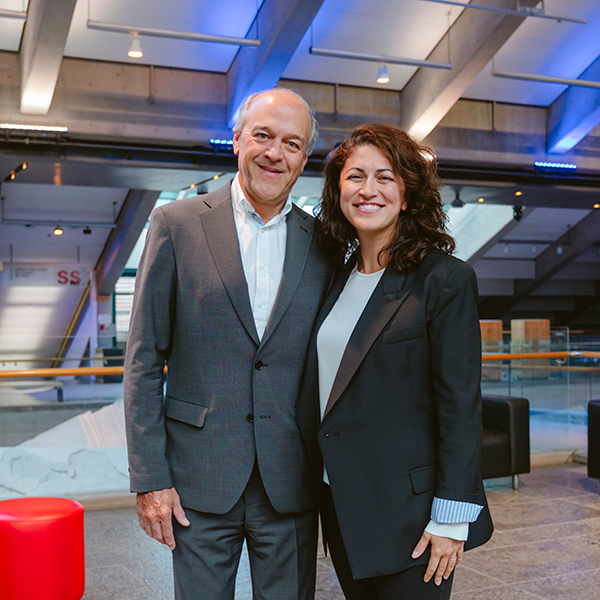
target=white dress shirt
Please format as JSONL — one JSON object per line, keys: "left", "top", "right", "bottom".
{"left": 231, "top": 174, "right": 292, "bottom": 340}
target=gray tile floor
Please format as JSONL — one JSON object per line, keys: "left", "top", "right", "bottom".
{"left": 82, "top": 464, "right": 600, "bottom": 599}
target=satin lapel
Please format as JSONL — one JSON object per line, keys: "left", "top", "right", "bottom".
{"left": 201, "top": 189, "right": 259, "bottom": 345}
{"left": 323, "top": 269, "right": 409, "bottom": 419}
{"left": 260, "top": 206, "right": 312, "bottom": 347}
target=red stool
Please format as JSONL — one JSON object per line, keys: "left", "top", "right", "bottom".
{"left": 0, "top": 497, "right": 85, "bottom": 600}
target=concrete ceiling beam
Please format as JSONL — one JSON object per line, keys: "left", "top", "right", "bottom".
{"left": 401, "top": 0, "right": 539, "bottom": 141}
{"left": 95, "top": 190, "right": 160, "bottom": 295}
{"left": 547, "top": 54, "right": 600, "bottom": 154}
{"left": 478, "top": 208, "right": 600, "bottom": 318}
{"left": 226, "top": 0, "right": 326, "bottom": 129}
{"left": 20, "top": 0, "right": 78, "bottom": 115}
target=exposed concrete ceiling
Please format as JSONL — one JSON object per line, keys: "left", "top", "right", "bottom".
{"left": 0, "top": 0, "right": 600, "bottom": 343}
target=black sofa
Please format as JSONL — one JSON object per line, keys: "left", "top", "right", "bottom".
{"left": 588, "top": 400, "right": 600, "bottom": 489}
{"left": 481, "top": 395, "right": 530, "bottom": 490}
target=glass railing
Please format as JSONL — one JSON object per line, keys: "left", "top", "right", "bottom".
{"left": 0, "top": 338, "right": 129, "bottom": 500}
{"left": 1, "top": 336, "right": 599, "bottom": 500}
{"left": 482, "top": 348, "right": 600, "bottom": 456}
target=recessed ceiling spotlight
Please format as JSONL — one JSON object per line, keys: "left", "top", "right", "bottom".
{"left": 478, "top": 198, "right": 485, "bottom": 203}
{"left": 53, "top": 226, "right": 64, "bottom": 236}
{"left": 377, "top": 64, "right": 390, "bottom": 84}
{"left": 128, "top": 33, "right": 143, "bottom": 58}
{"left": 515, "top": 191, "right": 523, "bottom": 196}
{"left": 594, "top": 203, "right": 600, "bottom": 209}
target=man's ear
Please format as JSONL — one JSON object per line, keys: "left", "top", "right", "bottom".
{"left": 232, "top": 132, "right": 240, "bottom": 156}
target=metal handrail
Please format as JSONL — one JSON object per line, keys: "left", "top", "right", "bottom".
{"left": 481, "top": 351, "right": 600, "bottom": 360}
{"left": 0, "top": 351, "right": 598, "bottom": 379}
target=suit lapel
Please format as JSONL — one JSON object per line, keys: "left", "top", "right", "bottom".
{"left": 323, "top": 269, "right": 410, "bottom": 419}
{"left": 260, "top": 206, "right": 312, "bottom": 347}
{"left": 201, "top": 187, "right": 260, "bottom": 345}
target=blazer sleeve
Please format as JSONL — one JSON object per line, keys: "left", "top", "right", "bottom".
{"left": 427, "top": 260, "right": 483, "bottom": 505}
{"left": 124, "top": 207, "right": 177, "bottom": 493}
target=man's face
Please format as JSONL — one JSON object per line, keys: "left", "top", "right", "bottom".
{"left": 233, "top": 91, "right": 312, "bottom": 219}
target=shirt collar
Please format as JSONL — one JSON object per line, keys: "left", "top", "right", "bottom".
{"left": 231, "top": 173, "right": 292, "bottom": 227}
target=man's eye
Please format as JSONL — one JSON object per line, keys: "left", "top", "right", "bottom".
{"left": 256, "top": 133, "right": 268, "bottom": 140}
{"left": 288, "top": 141, "right": 300, "bottom": 150}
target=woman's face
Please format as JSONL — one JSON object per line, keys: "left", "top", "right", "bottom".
{"left": 339, "top": 144, "right": 406, "bottom": 248}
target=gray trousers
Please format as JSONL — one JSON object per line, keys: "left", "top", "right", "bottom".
{"left": 172, "top": 463, "right": 318, "bottom": 600}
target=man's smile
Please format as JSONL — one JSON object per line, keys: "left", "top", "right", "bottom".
{"left": 259, "top": 165, "right": 283, "bottom": 174}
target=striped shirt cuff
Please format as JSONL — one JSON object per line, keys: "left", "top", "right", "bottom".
{"left": 431, "top": 497, "right": 483, "bottom": 523}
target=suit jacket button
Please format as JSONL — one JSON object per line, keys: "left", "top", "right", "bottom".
{"left": 255, "top": 361, "right": 264, "bottom": 370}
{"left": 247, "top": 413, "right": 254, "bottom": 423}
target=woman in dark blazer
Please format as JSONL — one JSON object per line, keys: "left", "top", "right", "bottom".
{"left": 297, "top": 124, "right": 493, "bottom": 599}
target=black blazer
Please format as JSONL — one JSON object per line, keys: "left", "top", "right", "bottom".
{"left": 297, "top": 250, "right": 493, "bottom": 580}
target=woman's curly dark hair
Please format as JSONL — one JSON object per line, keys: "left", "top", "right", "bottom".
{"left": 315, "top": 123, "right": 455, "bottom": 273}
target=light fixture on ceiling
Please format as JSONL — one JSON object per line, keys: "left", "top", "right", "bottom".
{"left": 128, "top": 33, "right": 143, "bottom": 58}
{"left": 421, "top": 0, "right": 586, "bottom": 25}
{"left": 377, "top": 64, "right": 390, "bottom": 84}
{"left": 83, "top": 227, "right": 92, "bottom": 235}
{"left": 493, "top": 71, "right": 600, "bottom": 90}
{"left": 451, "top": 190, "right": 464, "bottom": 208}
{"left": 0, "top": 123, "right": 68, "bottom": 132}
{"left": 515, "top": 191, "right": 523, "bottom": 197}
{"left": 594, "top": 204, "right": 600, "bottom": 209}
{"left": 534, "top": 161, "right": 578, "bottom": 171}
{"left": 210, "top": 138, "right": 234, "bottom": 149}
{"left": 513, "top": 205, "right": 523, "bottom": 221}
{"left": 309, "top": 47, "right": 452, "bottom": 71}
{"left": 3, "top": 162, "right": 28, "bottom": 183}
{"left": 87, "top": 20, "right": 261, "bottom": 47}
{"left": 478, "top": 197, "right": 485, "bottom": 203}
{"left": 183, "top": 173, "right": 227, "bottom": 192}
{"left": 53, "top": 226, "right": 64, "bottom": 236}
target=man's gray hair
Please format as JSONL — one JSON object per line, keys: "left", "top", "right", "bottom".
{"left": 233, "top": 88, "right": 319, "bottom": 156}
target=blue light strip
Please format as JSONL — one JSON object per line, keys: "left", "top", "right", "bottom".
{"left": 534, "top": 161, "right": 577, "bottom": 170}
{"left": 210, "top": 139, "right": 234, "bottom": 146}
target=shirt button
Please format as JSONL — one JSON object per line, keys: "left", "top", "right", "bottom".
{"left": 258, "top": 302, "right": 264, "bottom": 308}
{"left": 247, "top": 413, "right": 254, "bottom": 423}
{"left": 259, "top": 264, "right": 265, "bottom": 270}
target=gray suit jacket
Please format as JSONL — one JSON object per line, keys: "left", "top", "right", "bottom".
{"left": 124, "top": 183, "right": 331, "bottom": 514}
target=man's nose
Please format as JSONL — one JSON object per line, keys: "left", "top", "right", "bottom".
{"left": 264, "top": 139, "right": 284, "bottom": 161}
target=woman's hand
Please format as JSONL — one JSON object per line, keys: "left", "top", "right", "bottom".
{"left": 411, "top": 532, "right": 464, "bottom": 586}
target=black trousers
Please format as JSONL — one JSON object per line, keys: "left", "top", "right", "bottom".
{"left": 322, "top": 484, "right": 454, "bottom": 600}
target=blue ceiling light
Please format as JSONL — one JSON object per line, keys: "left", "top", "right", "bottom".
{"left": 534, "top": 161, "right": 577, "bottom": 172}
{"left": 210, "top": 139, "right": 234, "bottom": 152}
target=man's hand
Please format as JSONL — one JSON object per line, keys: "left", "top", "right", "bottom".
{"left": 136, "top": 487, "right": 190, "bottom": 550}
{"left": 411, "top": 531, "right": 464, "bottom": 586}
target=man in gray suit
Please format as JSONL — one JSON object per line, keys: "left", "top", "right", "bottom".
{"left": 124, "top": 88, "right": 331, "bottom": 599}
